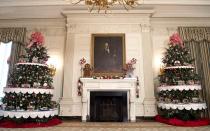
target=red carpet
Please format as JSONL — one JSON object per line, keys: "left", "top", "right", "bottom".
{"left": 0, "top": 117, "right": 62, "bottom": 128}
{"left": 155, "top": 115, "right": 210, "bottom": 127}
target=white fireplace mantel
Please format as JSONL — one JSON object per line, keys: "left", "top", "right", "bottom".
{"left": 80, "top": 78, "right": 137, "bottom": 122}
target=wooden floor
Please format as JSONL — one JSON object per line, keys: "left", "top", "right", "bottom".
{"left": 0, "top": 121, "right": 210, "bottom": 131}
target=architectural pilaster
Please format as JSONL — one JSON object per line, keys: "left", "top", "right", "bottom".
{"left": 141, "top": 24, "right": 157, "bottom": 116}
{"left": 81, "top": 88, "right": 88, "bottom": 121}
{"left": 59, "top": 23, "right": 76, "bottom": 116}
{"left": 130, "top": 87, "right": 136, "bottom": 122}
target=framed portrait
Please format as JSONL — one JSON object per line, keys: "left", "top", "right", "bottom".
{"left": 91, "top": 33, "right": 125, "bottom": 76}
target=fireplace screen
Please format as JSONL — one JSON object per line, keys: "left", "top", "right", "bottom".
{"left": 90, "top": 91, "right": 127, "bottom": 122}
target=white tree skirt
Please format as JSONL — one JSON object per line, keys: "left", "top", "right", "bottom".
{"left": 0, "top": 109, "right": 58, "bottom": 118}
{"left": 157, "top": 85, "right": 201, "bottom": 92}
{"left": 4, "top": 87, "right": 54, "bottom": 94}
{"left": 158, "top": 102, "right": 207, "bottom": 110}
{"left": 164, "top": 66, "right": 194, "bottom": 69}
{"left": 16, "top": 62, "right": 48, "bottom": 67}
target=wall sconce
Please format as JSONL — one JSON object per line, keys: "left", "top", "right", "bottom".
{"left": 154, "top": 51, "right": 164, "bottom": 75}
{"left": 49, "top": 64, "right": 56, "bottom": 76}
{"left": 47, "top": 53, "right": 62, "bottom": 77}
{"left": 159, "top": 66, "right": 164, "bottom": 75}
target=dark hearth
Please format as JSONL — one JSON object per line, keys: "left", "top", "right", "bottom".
{"left": 90, "top": 91, "right": 127, "bottom": 122}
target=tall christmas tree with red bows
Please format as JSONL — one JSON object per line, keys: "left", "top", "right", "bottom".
{"left": 0, "top": 32, "right": 59, "bottom": 124}
{"left": 156, "top": 33, "right": 208, "bottom": 126}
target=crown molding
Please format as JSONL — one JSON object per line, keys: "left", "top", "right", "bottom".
{"left": 0, "top": 2, "right": 209, "bottom": 19}
{"left": 151, "top": 17, "right": 210, "bottom": 27}
{"left": 62, "top": 9, "right": 154, "bottom": 24}
{"left": 0, "top": 18, "right": 65, "bottom": 28}
{"left": 1, "top": 0, "right": 210, "bottom": 7}
{"left": 62, "top": 9, "right": 154, "bottom": 16}
{"left": 0, "top": 0, "right": 69, "bottom": 7}
{"left": 151, "top": 5, "right": 210, "bottom": 18}
{"left": 0, "top": 6, "right": 65, "bottom": 19}
{"left": 143, "top": 0, "right": 210, "bottom": 5}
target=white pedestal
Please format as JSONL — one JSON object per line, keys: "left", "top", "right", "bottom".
{"left": 80, "top": 78, "right": 137, "bottom": 122}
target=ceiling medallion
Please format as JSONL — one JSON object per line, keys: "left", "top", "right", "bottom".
{"left": 74, "top": 0, "right": 139, "bottom": 13}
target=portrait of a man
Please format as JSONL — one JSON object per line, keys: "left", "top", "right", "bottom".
{"left": 92, "top": 34, "right": 125, "bottom": 75}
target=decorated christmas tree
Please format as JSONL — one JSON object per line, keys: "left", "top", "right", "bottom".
{"left": 0, "top": 32, "right": 59, "bottom": 126}
{"left": 156, "top": 33, "right": 209, "bottom": 126}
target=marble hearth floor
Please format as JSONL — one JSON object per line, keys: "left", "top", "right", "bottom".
{"left": 0, "top": 120, "right": 210, "bottom": 131}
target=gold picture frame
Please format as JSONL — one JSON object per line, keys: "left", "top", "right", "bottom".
{"left": 91, "top": 33, "right": 125, "bottom": 76}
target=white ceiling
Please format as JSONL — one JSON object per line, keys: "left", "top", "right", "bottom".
{"left": 0, "top": 0, "right": 210, "bottom": 19}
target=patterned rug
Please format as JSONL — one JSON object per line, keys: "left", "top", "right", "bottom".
{"left": 1, "top": 121, "right": 209, "bottom": 131}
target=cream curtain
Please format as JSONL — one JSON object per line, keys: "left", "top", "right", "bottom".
{"left": 178, "top": 27, "right": 210, "bottom": 118}
{"left": 0, "top": 28, "right": 26, "bottom": 81}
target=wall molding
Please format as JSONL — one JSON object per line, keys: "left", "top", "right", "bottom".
{"left": 1, "top": 0, "right": 210, "bottom": 7}
{"left": 151, "top": 18, "right": 210, "bottom": 27}
{"left": 66, "top": 24, "right": 143, "bottom": 34}
{"left": 0, "top": 18, "right": 65, "bottom": 28}
{"left": 63, "top": 10, "right": 154, "bottom": 25}
{"left": 0, "top": 4, "right": 209, "bottom": 19}
{"left": 144, "top": 0, "right": 210, "bottom": 5}
{"left": 0, "top": 0, "right": 69, "bottom": 7}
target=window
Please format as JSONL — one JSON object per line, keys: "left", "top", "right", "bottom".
{"left": 0, "top": 41, "right": 12, "bottom": 98}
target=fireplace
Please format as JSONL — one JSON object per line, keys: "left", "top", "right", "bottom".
{"left": 90, "top": 91, "right": 128, "bottom": 122}
{"left": 80, "top": 78, "right": 137, "bottom": 122}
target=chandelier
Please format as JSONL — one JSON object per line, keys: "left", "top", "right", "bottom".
{"left": 74, "top": 0, "right": 139, "bottom": 13}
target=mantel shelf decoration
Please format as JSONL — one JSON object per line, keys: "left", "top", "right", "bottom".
{"left": 123, "top": 58, "right": 137, "bottom": 78}
{"left": 77, "top": 57, "right": 140, "bottom": 97}
{"left": 78, "top": 57, "right": 137, "bottom": 78}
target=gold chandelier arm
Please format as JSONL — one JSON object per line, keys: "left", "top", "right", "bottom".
{"left": 72, "top": 0, "right": 84, "bottom": 5}
{"left": 127, "top": 2, "right": 135, "bottom": 8}
{"left": 88, "top": 4, "right": 96, "bottom": 12}
{"left": 121, "top": 0, "right": 129, "bottom": 11}
{"left": 98, "top": 5, "right": 101, "bottom": 13}
{"left": 134, "top": 0, "right": 140, "bottom": 5}
{"left": 118, "top": 0, "right": 123, "bottom": 5}
{"left": 130, "top": 0, "right": 139, "bottom": 7}
{"left": 104, "top": 6, "right": 108, "bottom": 13}
{"left": 89, "top": 4, "right": 95, "bottom": 12}
{"left": 133, "top": 0, "right": 140, "bottom": 7}
{"left": 105, "top": 9, "right": 107, "bottom": 14}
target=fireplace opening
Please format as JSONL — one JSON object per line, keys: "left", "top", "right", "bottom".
{"left": 90, "top": 91, "right": 127, "bottom": 122}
